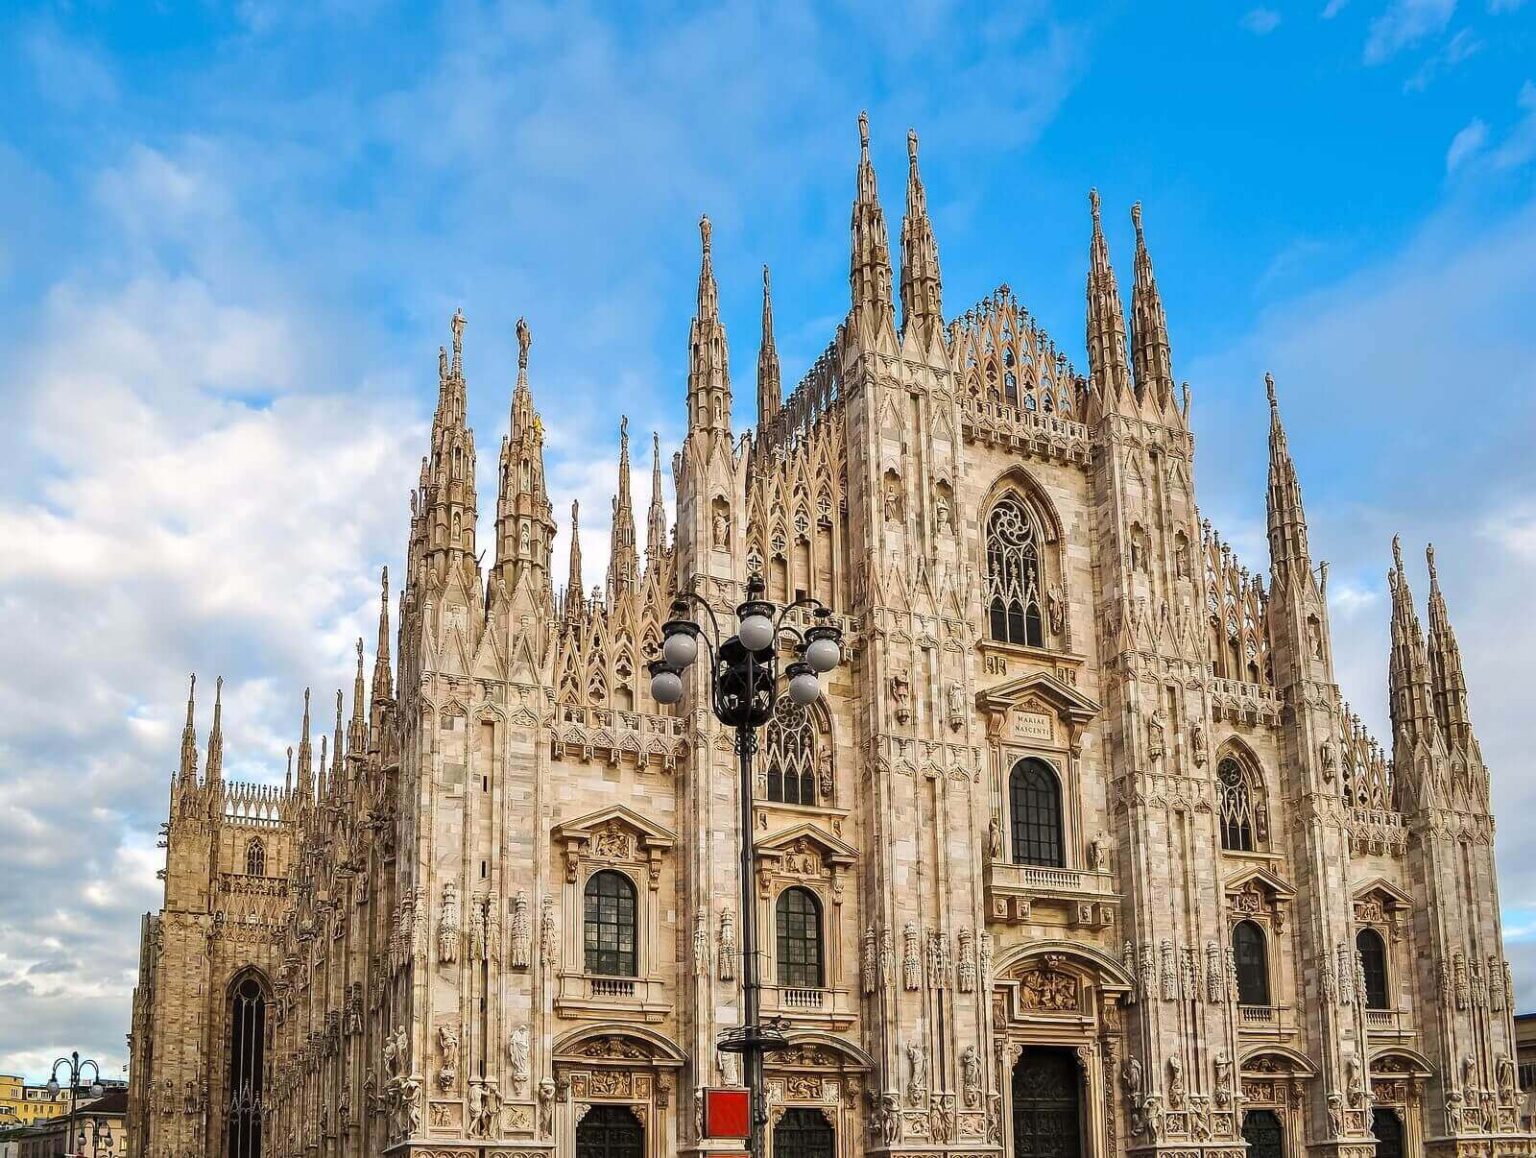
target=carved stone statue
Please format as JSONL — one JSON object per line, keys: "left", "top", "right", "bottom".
{"left": 1121, "top": 1056, "right": 1143, "bottom": 1099}
{"left": 906, "top": 1041, "right": 927, "bottom": 1104}
{"left": 712, "top": 507, "right": 730, "bottom": 549}
{"left": 1346, "top": 1052, "right": 1365, "bottom": 1108}
{"left": 508, "top": 1024, "right": 531, "bottom": 1096}
{"left": 890, "top": 672, "right": 912, "bottom": 724}
{"left": 935, "top": 494, "right": 953, "bottom": 535}
{"left": 1047, "top": 583, "right": 1066, "bottom": 634}
{"left": 988, "top": 816, "right": 1003, "bottom": 860}
{"left": 1167, "top": 1055, "right": 1185, "bottom": 1109}
{"left": 946, "top": 681, "right": 965, "bottom": 730}
{"left": 1089, "top": 833, "right": 1109, "bottom": 872}
{"left": 1147, "top": 709, "right": 1166, "bottom": 762}
{"left": 961, "top": 1045, "right": 983, "bottom": 1107}
{"left": 1214, "top": 1051, "right": 1232, "bottom": 1107}
{"left": 537, "top": 1078, "right": 556, "bottom": 1138}
{"left": 436, "top": 1024, "right": 459, "bottom": 1092}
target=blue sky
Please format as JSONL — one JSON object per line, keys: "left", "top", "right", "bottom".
{"left": 1, "top": 0, "right": 1534, "bottom": 1080}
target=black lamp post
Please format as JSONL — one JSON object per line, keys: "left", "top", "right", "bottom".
{"left": 649, "top": 574, "right": 843, "bottom": 1158}
{"left": 74, "top": 1116, "right": 114, "bottom": 1157}
{"left": 45, "top": 1052, "right": 103, "bottom": 1158}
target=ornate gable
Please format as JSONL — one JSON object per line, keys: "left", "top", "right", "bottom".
{"left": 553, "top": 806, "right": 677, "bottom": 887}
{"left": 975, "top": 670, "right": 1100, "bottom": 748}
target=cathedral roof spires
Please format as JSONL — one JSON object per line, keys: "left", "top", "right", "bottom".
{"left": 607, "top": 418, "right": 638, "bottom": 599}
{"left": 645, "top": 431, "right": 667, "bottom": 570}
{"left": 178, "top": 674, "right": 199, "bottom": 782}
{"left": 372, "top": 567, "right": 392, "bottom": 704}
{"left": 414, "top": 310, "right": 480, "bottom": 594}
{"left": 1264, "top": 372, "right": 1313, "bottom": 587}
{"left": 899, "top": 127, "right": 943, "bottom": 349}
{"left": 757, "top": 266, "right": 781, "bottom": 426}
{"left": 1388, "top": 535, "right": 1440, "bottom": 752}
{"left": 1129, "top": 202, "right": 1175, "bottom": 415}
{"left": 565, "top": 499, "right": 583, "bottom": 619}
{"left": 296, "top": 688, "right": 313, "bottom": 797}
{"left": 686, "top": 216, "right": 732, "bottom": 439}
{"left": 349, "top": 637, "right": 368, "bottom": 756}
{"left": 850, "top": 111, "right": 896, "bottom": 341}
{"left": 1425, "top": 543, "right": 1473, "bottom": 749}
{"left": 1085, "top": 189, "right": 1132, "bottom": 406}
{"left": 331, "top": 686, "right": 346, "bottom": 792}
{"left": 206, "top": 676, "right": 223, "bottom": 784}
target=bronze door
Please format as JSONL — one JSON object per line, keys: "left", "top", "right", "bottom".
{"left": 1011, "top": 1048, "right": 1081, "bottom": 1157}
{"left": 576, "top": 1104, "right": 645, "bottom": 1158}
{"left": 1242, "top": 1109, "right": 1284, "bottom": 1158}
{"left": 773, "top": 1107, "right": 835, "bottom": 1158}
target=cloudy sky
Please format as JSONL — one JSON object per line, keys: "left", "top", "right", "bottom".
{"left": 1, "top": 0, "right": 1535, "bottom": 1080}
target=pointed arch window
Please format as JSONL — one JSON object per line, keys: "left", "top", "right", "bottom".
{"left": 765, "top": 696, "right": 818, "bottom": 806}
{"left": 244, "top": 838, "right": 266, "bottom": 878}
{"left": 985, "top": 495, "right": 1044, "bottom": 647}
{"left": 583, "top": 870, "right": 637, "bottom": 977}
{"left": 1233, "top": 920, "right": 1270, "bottom": 1007}
{"left": 1358, "top": 928, "right": 1390, "bottom": 1010}
{"left": 1218, "top": 757, "right": 1256, "bottom": 852}
{"left": 1009, "top": 759, "right": 1064, "bottom": 868}
{"left": 775, "top": 887, "right": 824, "bottom": 989}
{"left": 225, "top": 973, "right": 266, "bottom": 1158}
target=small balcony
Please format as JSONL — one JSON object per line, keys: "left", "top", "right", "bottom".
{"left": 984, "top": 860, "right": 1118, "bottom": 928}
{"left": 1237, "top": 1004, "right": 1298, "bottom": 1044}
{"left": 1365, "top": 1007, "right": 1414, "bottom": 1040}
{"left": 761, "top": 985, "right": 856, "bottom": 1030}
{"left": 554, "top": 972, "right": 672, "bottom": 1022}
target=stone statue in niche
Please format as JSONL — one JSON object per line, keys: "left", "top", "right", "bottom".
{"left": 1147, "top": 709, "right": 1166, "bottom": 762}
{"left": 436, "top": 1023, "right": 460, "bottom": 1092}
{"left": 988, "top": 816, "right": 1003, "bottom": 860}
{"left": 889, "top": 672, "right": 912, "bottom": 724}
{"left": 1047, "top": 583, "right": 1066, "bottom": 635}
{"left": 884, "top": 476, "right": 903, "bottom": 525}
{"left": 1088, "top": 833, "right": 1109, "bottom": 872}
{"left": 508, "top": 1025, "right": 531, "bottom": 1097}
{"left": 935, "top": 493, "right": 953, "bottom": 535}
{"left": 960, "top": 1045, "right": 983, "bottom": 1107}
{"left": 1190, "top": 723, "right": 1207, "bottom": 767}
{"left": 946, "top": 682, "right": 965, "bottom": 731}
{"left": 905, "top": 1041, "right": 927, "bottom": 1104}
{"left": 1167, "top": 1056, "right": 1185, "bottom": 1109}
{"left": 1319, "top": 740, "right": 1337, "bottom": 782}
{"left": 712, "top": 507, "right": 731, "bottom": 549}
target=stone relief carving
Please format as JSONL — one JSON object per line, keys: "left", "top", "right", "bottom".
{"left": 862, "top": 925, "right": 878, "bottom": 996}
{"left": 902, "top": 922, "right": 921, "bottom": 990}
{"left": 957, "top": 927, "right": 976, "bottom": 993}
{"left": 718, "top": 908, "right": 736, "bottom": 982}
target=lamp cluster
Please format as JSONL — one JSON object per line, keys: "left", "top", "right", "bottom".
{"left": 646, "top": 576, "right": 843, "bottom": 716}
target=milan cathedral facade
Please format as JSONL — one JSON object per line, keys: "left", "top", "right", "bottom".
{"left": 126, "top": 115, "right": 1533, "bottom": 1158}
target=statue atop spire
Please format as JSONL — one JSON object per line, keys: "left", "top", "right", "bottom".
{"left": 565, "top": 499, "right": 584, "bottom": 619}
{"left": 372, "top": 566, "right": 392, "bottom": 705}
{"left": 1425, "top": 542, "right": 1473, "bottom": 750}
{"left": 1085, "top": 189, "right": 1131, "bottom": 404}
{"left": 900, "top": 127, "right": 943, "bottom": 348}
{"left": 296, "top": 688, "right": 313, "bottom": 797}
{"left": 494, "top": 314, "right": 555, "bottom": 605}
{"left": 757, "top": 265, "right": 782, "bottom": 426}
{"left": 206, "top": 676, "right": 223, "bottom": 784}
{"left": 516, "top": 315, "right": 531, "bottom": 373}
{"left": 1129, "top": 202, "right": 1175, "bottom": 414}
{"left": 686, "top": 215, "right": 732, "bottom": 439}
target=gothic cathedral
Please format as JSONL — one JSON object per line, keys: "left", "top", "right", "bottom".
{"left": 127, "top": 115, "right": 1534, "bottom": 1158}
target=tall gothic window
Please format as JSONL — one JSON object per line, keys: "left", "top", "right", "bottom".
{"left": 985, "top": 495, "right": 1044, "bottom": 647}
{"left": 765, "top": 697, "right": 818, "bottom": 806}
{"left": 1218, "top": 757, "right": 1256, "bottom": 852}
{"left": 1358, "top": 928, "right": 1390, "bottom": 1010}
{"left": 775, "top": 887, "right": 824, "bottom": 989}
{"left": 226, "top": 973, "right": 266, "bottom": 1158}
{"left": 1233, "top": 920, "right": 1270, "bottom": 1007}
{"left": 244, "top": 838, "right": 266, "bottom": 877}
{"left": 1009, "top": 759, "right": 1064, "bottom": 868}
{"left": 583, "top": 870, "right": 637, "bottom": 977}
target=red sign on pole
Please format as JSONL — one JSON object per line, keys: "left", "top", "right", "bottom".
{"left": 702, "top": 1087, "right": 750, "bottom": 1139}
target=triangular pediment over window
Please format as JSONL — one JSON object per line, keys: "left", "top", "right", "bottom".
{"left": 756, "top": 822, "right": 859, "bottom": 869}
{"left": 975, "top": 670, "right": 1100, "bottom": 745}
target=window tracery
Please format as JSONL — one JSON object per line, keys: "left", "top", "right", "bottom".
{"left": 1218, "top": 757, "right": 1257, "bottom": 852}
{"left": 244, "top": 838, "right": 266, "bottom": 877}
{"left": 764, "top": 696, "right": 820, "bottom": 806}
{"left": 985, "top": 495, "right": 1044, "bottom": 647}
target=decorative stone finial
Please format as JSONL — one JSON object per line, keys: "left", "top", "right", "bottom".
{"left": 516, "top": 317, "right": 530, "bottom": 371}
{"left": 907, "top": 128, "right": 919, "bottom": 164}
{"left": 699, "top": 215, "right": 712, "bottom": 256}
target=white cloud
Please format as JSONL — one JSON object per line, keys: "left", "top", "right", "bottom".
{"left": 1446, "top": 118, "right": 1490, "bottom": 171}
{"left": 1363, "top": 0, "right": 1457, "bottom": 63}
{"left": 1323, "top": 0, "right": 1350, "bottom": 15}
{"left": 1242, "top": 7, "right": 1284, "bottom": 33}
{"left": 1405, "top": 26, "right": 1482, "bottom": 90}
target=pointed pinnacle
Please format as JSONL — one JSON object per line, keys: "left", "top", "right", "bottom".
{"left": 184, "top": 673, "right": 197, "bottom": 727}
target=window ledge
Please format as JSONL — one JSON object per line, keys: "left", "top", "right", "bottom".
{"left": 554, "top": 973, "right": 672, "bottom": 1022}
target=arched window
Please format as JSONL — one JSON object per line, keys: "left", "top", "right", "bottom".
{"left": 985, "top": 495, "right": 1045, "bottom": 647}
{"left": 226, "top": 974, "right": 266, "bottom": 1158}
{"left": 244, "top": 838, "right": 266, "bottom": 878}
{"left": 583, "top": 871, "right": 637, "bottom": 977}
{"left": 1009, "top": 759, "right": 1064, "bottom": 868}
{"left": 765, "top": 697, "right": 818, "bottom": 806}
{"left": 1241, "top": 1109, "right": 1284, "bottom": 1158}
{"left": 1233, "top": 920, "right": 1270, "bottom": 1007}
{"left": 1358, "top": 928, "right": 1390, "bottom": 1010}
{"left": 1218, "top": 756, "right": 1256, "bottom": 852}
{"left": 775, "top": 887, "right": 824, "bottom": 989}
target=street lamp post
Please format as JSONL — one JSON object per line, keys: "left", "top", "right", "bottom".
{"left": 74, "top": 1116, "right": 113, "bottom": 1158}
{"left": 45, "top": 1052, "right": 102, "bottom": 1158}
{"left": 649, "top": 575, "right": 843, "bottom": 1158}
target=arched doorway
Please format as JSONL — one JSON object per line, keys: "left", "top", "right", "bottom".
{"left": 576, "top": 1104, "right": 644, "bottom": 1158}
{"left": 773, "top": 1106, "right": 834, "bottom": 1158}
{"left": 1371, "top": 1107, "right": 1405, "bottom": 1158}
{"left": 1011, "top": 1048, "right": 1081, "bottom": 1157}
{"left": 1241, "top": 1108, "right": 1284, "bottom": 1158}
